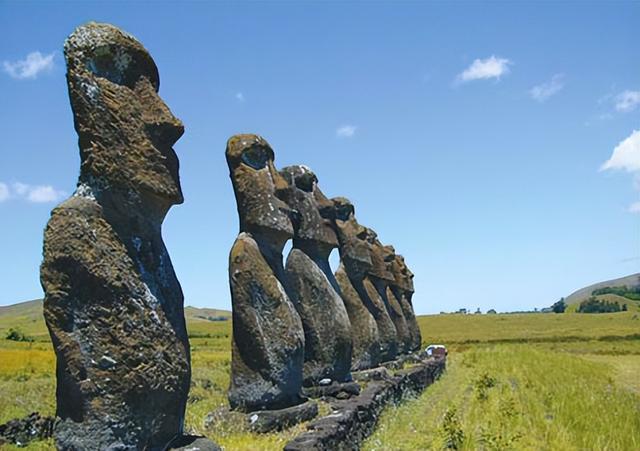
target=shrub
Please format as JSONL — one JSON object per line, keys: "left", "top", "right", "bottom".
{"left": 474, "top": 372, "right": 497, "bottom": 401}
{"left": 551, "top": 298, "right": 566, "bottom": 313}
{"left": 577, "top": 297, "right": 621, "bottom": 314}
{"left": 5, "top": 328, "right": 34, "bottom": 342}
{"left": 442, "top": 406, "right": 464, "bottom": 449}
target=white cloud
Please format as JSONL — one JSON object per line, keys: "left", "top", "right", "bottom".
{"left": 628, "top": 202, "right": 640, "bottom": 214}
{"left": 614, "top": 90, "right": 640, "bottom": 112}
{"left": 0, "top": 181, "right": 66, "bottom": 203}
{"left": 601, "top": 130, "right": 640, "bottom": 173}
{"left": 3, "top": 51, "right": 55, "bottom": 80}
{"left": 336, "top": 125, "right": 357, "bottom": 138}
{"left": 26, "top": 185, "right": 66, "bottom": 203}
{"left": 529, "top": 74, "right": 565, "bottom": 102}
{"left": 12, "top": 182, "right": 29, "bottom": 196}
{"left": 235, "top": 92, "right": 245, "bottom": 102}
{"left": 0, "top": 183, "right": 9, "bottom": 202}
{"left": 601, "top": 131, "right": 640, "bottom": 215}
{"left": 456, "top": 55, "right": 512, "bottom": 83}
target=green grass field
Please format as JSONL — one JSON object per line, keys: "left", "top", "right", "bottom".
{"left": 1, "top": 301, "right": 639, "bottom": 450}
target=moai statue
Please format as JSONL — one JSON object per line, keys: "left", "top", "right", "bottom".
{"left": 226, "top": 134, "right": 305, "bottom": 411}
{"left": 40, "top": 23, "right": 192, "bottom": 449}
{"left": 280, "top": 166, "right": 352, "bottom": 385}
{"left": 331, "top": 198, "right": 381, "bottom": 370}
{"left": 332, "top": 198, "right": 398, "bottom": 363}
{"left": 389, "top": 252, "right": 422, "bottom": 351}
{"left": 366, "top": 230, "right": 411, "bottom": 354}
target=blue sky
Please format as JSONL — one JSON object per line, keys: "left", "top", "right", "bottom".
{"left": 1, "top": 1, "right": 638, "bottom": 314}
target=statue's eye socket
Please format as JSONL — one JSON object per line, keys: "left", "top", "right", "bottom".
{"left": 241, "top": 145, "right": 270, "bottom": 169}
{"left": 294, "top": 172, "right": 316, "bottom": 192}
{"left": 335, "top": 205, "right": 352, "bottom": 221}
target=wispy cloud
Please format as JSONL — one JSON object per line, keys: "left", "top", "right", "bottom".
{"left": 25, "top": 185, "right": 66, "bottom": 203}
{"left": 601, "top": 130, "right": 640, "bottom": 214}
{"left": 529, "top": 74, "right": 565, "bottom": 102}
{"left": 601, "top": 130, "right": 640, "bottom": 173}
{"left": 0, "top": 181, "right": 66, "bottom": 203}
{"left": 0, "top": 183, "right": 9, "bottom": 202}
{"left": 456, "top": 56, "right": 512, "bottom": 83}
{"left": 235, "top": 92, "right": 245, "bottom": 102}
{"left": 628, "top": 202, "right": 640, "bottom": 214}
{"left": 336, "top": 125, "right": 357, "bottom": 138}
{"left": 614, "top": 90, "right": 640, "bottom": 113}
{"left": 3, "top": 51, "right": 55, "bottom": 80}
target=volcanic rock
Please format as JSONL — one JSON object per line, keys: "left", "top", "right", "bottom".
{"left": 331, "top": 197, "right": 383, "bottom": 369}
{"left": 281, "top": 166, "right": 353, "bottom": 385}
{"left": 367, "top": 230, "right": 411, "bottom": 354}
{"left": 226, "top": 135, "right": 305, "bottom": 411}
{"left": 0, "top": 412, "right": 56, "bottom": 447}
{"left": 40, "top": 22, "right": 192, "bottom": 449}
{"left": 247, "top": 401, "right": 319, "bottom": 433}
{"left": 389, "top": 251, "right": 422, "bottom": 351}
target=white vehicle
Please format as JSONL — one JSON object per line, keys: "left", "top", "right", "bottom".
{"left": 425, "top": 344, "right": 447, "bottom": 357}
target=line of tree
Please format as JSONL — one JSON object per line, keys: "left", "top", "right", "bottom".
{"left": 591, "top": 285, "right": 640, "bottom": 301}
{"left": 577, "top": 296, "right": 627, "bottom": 313}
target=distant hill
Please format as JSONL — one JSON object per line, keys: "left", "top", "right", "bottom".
{"left": 0, "top": 299, "right": 231, "bottom": 342}
{"left": 564, "top": 273, "right": 640, "bottom": 311}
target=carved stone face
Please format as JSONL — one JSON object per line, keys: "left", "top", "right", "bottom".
{"left": 65, "top": 22, "right": 184, "bottom": 208}
{"left": 226, "top": 134, "right": 294, "bottom": 242}
{"left": 280, "top": 165, "right": 338, "bottom": 253}
{"left": 365, "top": 229, "right": 394, "bottom": 282}
{"left": 331, "top": 197, "right": 372, "bottom": 277}
{"left": 386, "top": 247, "right": 413, "bottom": 292}
{"left": 400, "top": 256, "right": 415, "bottom": 293}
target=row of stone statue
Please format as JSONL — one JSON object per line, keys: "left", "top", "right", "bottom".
{"left": 38, "top": 21, "right": 420, "bottom": 450}
{"left": 226, "top": 135, "right": 421, "bottom": 412}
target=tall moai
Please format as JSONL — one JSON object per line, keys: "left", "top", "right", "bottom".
{"left": 40, "top": 23, "right": 191, "bottom": 449}
{"left": 226, "top": 135, "right": 306, "bottom": 411}
{"left": 331, "top": 198, "right": 381, "bottom": 370}
{"left": 280, "top": 166, "right": 353, "bottom": 384}
{"left": 366, "top": 229, "right": 411, "bottom": 354}
{"left": 332, "top": 198, "right": 398, "bottom": 362}
{"left": 388, "top": 252, "right": 422, "bottom": 351}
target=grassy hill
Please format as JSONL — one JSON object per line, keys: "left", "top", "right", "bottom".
{"left": 565, "top": 293, "right": 640, "bottom": 313}
{"left": 564, "top": 272, "right": 640, "bottom": 307}
{"left": 0, "top": 299, "right": 231, "bottom": 342}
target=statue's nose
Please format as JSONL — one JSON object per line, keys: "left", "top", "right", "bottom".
{"left": 315, "top": 191, "right": 335, "bottom": 220}
{"left": 146, "top": 119, "right": 184, "bottom": 147}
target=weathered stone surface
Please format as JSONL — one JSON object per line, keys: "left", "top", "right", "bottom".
{"left": 303, "top": 381, "right": 361, "bottom": 400}
{"left": 281, "top": 166, "right": 352, "bottom": 385}
{"left": 40, "top": 22, "right": 191, "bottom": 450}
{"left": 361, "top": 276, "right": 399, "bottom": 362}
{"left": 351, "top": 366, "right": 391, "bottom": 382}
{"left": 331, "top": 197, "right": 385, "bottom": 367}
{"left": 367, "top": 229, "right": 411, "bottom": 354}
{"left": 284, "top": 357, "right": 446, "bottom": 451}
{"left": 0, "top": 413, "right": 56, "bottom": 447}
{"left": 226, "top": 135, "right": 305, "bottom": 411}
{"left": 388, "top": 251, "right": 422, "bottom": 351}
{"left": 247, "top": 401, "right": 319, "bottom": 433}
{"left": 167, "top": 435, "right": 222, "bottom": 451}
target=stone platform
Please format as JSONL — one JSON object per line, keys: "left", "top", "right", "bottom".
{"left": 284, "top": 356, "right": 446, "bottom": 450}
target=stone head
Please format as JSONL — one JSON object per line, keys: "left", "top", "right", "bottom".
{"left": 226, "top": 134, "right": 294, "bottom": 245}
{"left": 399, "top": 256, "right": 415, "bottom": 294}
{"left": 65, "top": 22, "right": 184, "bottom": 209}
{"left": 386, "top": 247, "right": 414, "bottom": 292}
{"left": 279, "top": 165, "right": 338, "bottom": 255}
{"left": 365, "top": 229, "right": 394, "bottom": 282}
{"left": 331, "top": 197, "right": 372, "bottom": 278}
